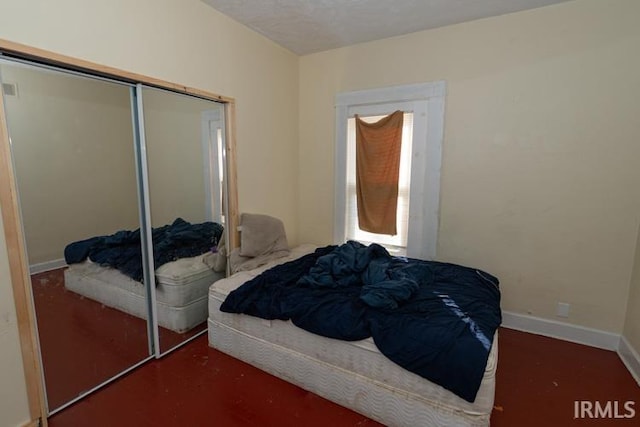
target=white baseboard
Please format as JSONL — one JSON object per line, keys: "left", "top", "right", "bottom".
{"left": 29, "top": 258, "right": 67, "bottom": 274}
{"left": 618, "top": 336, "right": 640, "bottom": 387}
{"left": 501, "top": 311, "right": 620, "bottom": 351}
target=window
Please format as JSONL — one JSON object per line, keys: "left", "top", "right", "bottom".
{"left": 334, "top": 82, "right": 445, "bottom": 260}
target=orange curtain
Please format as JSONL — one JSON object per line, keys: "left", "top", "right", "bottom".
{"left": 355, "top": 110, "right": 403, "bottom": 235}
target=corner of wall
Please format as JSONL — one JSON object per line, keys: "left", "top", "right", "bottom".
{"left": 620, "top": 222, "right": 640, "bottom": 386}
{"left": 618, "top": 336, "right": 640, "bottom": 387}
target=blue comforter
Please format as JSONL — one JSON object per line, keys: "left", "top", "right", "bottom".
{"left": 64, "top": 218, "right": 223, "bottom": 282}
{"left": 220, "top": 241, "right": 501, "bottom": 402}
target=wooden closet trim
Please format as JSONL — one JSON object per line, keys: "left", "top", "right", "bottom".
{"left": 0, "top": 38, "right": 240, "bottom": 423}
{"left": 0, "top": 38, "right": 233, "bottom": 103}
{"left": 0, "top": 78, "right": 47, "bottom": 427}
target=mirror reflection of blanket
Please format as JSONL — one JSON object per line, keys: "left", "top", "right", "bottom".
{"left": 221, "top": 241, "right": 502, "bottom": 403}
{"left": 64, "top": 218, "right": 223, "bottom": 283}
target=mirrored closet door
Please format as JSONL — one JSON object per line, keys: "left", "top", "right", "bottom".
{"left": 0, "top": 60, "right": 153, "bottom": 413}
{"left": 140, "top": 86, "right": 227, "bottom": 354}
{"left": 0, "top": 54, "right": 232, "bottom": 415}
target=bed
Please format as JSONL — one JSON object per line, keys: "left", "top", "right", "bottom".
{"left": 65, "top": 254, "right": 225, "bottom": 333}
{"left": 208, "top": 243, "right": 501, "bottom": 427}
{"left": 64, "top": 218, "right": 225, "bottom": 333}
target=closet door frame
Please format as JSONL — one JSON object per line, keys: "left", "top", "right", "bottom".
{"left": 0, "top": 38, "right": 240, "bottom": 426}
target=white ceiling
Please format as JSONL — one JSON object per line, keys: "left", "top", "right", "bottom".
{"left": 202, "top": 0, "right": 570, "bottom": 55}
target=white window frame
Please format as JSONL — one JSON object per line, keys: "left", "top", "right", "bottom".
{"left": 334, "top": 81, "right": 446, "bottom": 260}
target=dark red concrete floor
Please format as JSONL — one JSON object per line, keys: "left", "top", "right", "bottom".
{"left": 46, "top": 329, "right": 640, "bottom": 427}
{"left": 48, "top": 335, "right": 383, "bottom": 427}
{"left": 31, "top": 269, "right": 205, "bottom": 410}
{"left": 492, "top": 328, "right": 639, "bottom": 427}
{"left": 35, "top": 269, "right": 640, "bottom": 426}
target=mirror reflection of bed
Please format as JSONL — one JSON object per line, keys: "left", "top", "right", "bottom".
{"left": 0, "top": 60, "right": 228, "bottom": 412}
{"left": 62, "top": 217, "right": 226, "bottom": 349}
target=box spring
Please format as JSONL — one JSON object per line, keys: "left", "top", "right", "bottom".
{"left": 65, "top": 254, "right": 224, "bottom": 333}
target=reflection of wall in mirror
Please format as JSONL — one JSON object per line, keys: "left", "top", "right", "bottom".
{"left": 2, "top": 65, "right": 139, "bottom": 265}
{"left": 142, "top": 89, "right": 224, "bottom": 229}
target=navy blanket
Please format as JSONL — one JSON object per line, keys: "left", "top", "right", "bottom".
{"left": 221, "top": 241, "right": 501, "bottom": 402}
{"left": 65, "top": 218, "right": 223, "bottom": 282}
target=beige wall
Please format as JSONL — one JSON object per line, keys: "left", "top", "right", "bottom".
{"left": 298, "top": 0, "right": 640, "bottom": 333}
{"left": 0, "top": 0, "right": 299, "bottom": 424}
{"left": 0, "top": 0, "right": 300, "bottom": 244}
{"left": 624, "top": 226, "right": 640, "bottom": 352}
{"left": 2, "top": 64, "right": 140, "bottom": 264}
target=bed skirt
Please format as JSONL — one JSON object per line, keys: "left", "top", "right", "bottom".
{"left": 208, "top": 317, "right": 495, "bottom": 427}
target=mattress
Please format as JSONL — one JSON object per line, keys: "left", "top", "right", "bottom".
{"left": 65, "top": 254, "right": 225, "bottom": 333}
{"left": 207, "top": 245, "right": 497, "bottom": 427}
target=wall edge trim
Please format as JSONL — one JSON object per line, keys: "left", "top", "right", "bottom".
{"left": 501, "top": 310, "right": 620, "bottom": 351}
{"left": 29, "top": 259, "right": 66, "bottom": 275}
